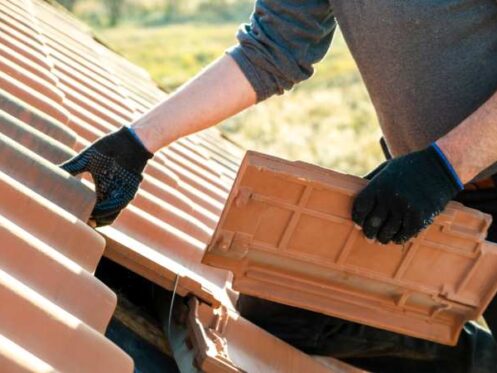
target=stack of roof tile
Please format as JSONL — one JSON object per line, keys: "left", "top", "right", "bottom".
{"left": 0, "top": 1, "right": 364, "bottom": 371}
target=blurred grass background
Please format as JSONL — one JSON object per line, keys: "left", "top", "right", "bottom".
{"left": 55, "top": 0, "right": 383, "bottom": 175}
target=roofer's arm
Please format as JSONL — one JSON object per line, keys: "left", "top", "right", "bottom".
{"left": 132, "top": 56, "right": 256, "bottom": 153}
{"left": 60, "top": 0, "right": 336, "bottom": 226}
{"left": 352, "top": 90, "right": 497, "bottom": 245}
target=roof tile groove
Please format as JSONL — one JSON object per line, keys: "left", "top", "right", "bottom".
{"left": 59, "top": 80, "right": 133, "bottom": 123}
{"left": 58, "top": 76, "right": 135, "bottom": 121}
{"left": 48, "top": 50, "right": 129, "bottom": 103}
{"left": 0, "top": 42, "right": 57, "bottom": 86}
{"left": 0, "top": 32, "right": 50, "bottom": 73}
{"left": 0, "top": 70, "right": 70, "bottom": 124}
{"left": 0, "top": 54, "right": 64, "bottom": 107}
{"left": 0, "top": 334, "right": 55, "bottom": 373}
{"left": 0, "top": 8, "right": 39, "bottom": 42}
{"left": 0, "top": 22, "right": 48, "bottom": 62}
{"left": 131, "top": 189, "right": 213, "bottom": 243}
{"left": 203, "top": 151, "right": 497, "bottom": 345}
{"left": 0, "top": 110, "right": 74, "bottom": 163}
{"left": 0, "top": 89, "right": 77, "bottom": 146}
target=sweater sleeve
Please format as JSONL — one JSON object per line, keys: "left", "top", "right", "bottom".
{"left": 227, "top": 0, "right": 336, "bottom": 102}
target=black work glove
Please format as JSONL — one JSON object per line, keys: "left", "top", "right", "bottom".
{"left": 364, "top": 161, "right": 388, "bottom": 180}
{"left": 60, "top": 127, "right": 153, "bottom": 227}
{"left": 352, "top": 144, "right": 464, "bottom": 245}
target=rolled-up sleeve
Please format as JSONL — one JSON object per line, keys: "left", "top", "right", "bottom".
{"left": 228, "top": 0, "right": 336, "bottom": 102}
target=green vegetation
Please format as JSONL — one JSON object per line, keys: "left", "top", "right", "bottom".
{"left": 72, "top": 1, "right": 384, "bottom": 175}
{"left": 100, "top": 24, "right": 240, "bottom": 90}
{"left": 63, "top": 0, "right": 255, "bottom": 28}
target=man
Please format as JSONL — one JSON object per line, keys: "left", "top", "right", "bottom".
{"left": 61, "top": 1, "right": 497, "bottom": 371}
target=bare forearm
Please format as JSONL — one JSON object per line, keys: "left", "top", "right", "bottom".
{"left": 437, "top": 91, "right": 497, "bottom": 183}
{"left": 132, "top": 55, "right": 256, "bottom": 153}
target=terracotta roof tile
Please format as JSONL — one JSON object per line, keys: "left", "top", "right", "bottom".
{"left": 0, "top": 110, "right": 74, "bottom": 163}
{"left": 203, "top": 151, "right": 497, "bottom": 345}
{"left": 172, "top": 298, "right": 364, "bottom": 373}
{"left": 0, "top": 150, "right": 132, "bottom": 370}
{"left": 0, "top": 268, "right": 131, "bottom": 372}
{"left": 0, "top": 90, "right": 77, "bottom": 146}
{"left": 0, "top": 171, "right": 102, "bottom": 271}
{"left": 0, "top": 69, "right": 70, "bottom": 124}
{"left": 0, "top": 215, "right": 114, "bottom": 332}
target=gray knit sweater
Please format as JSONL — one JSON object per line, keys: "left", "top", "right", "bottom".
{"left": 228, "top": 0, "right": 497, "bottom": 179}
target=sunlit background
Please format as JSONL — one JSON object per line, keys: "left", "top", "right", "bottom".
{"left": 52, "top": 0, "right": 383, "bottom": 175}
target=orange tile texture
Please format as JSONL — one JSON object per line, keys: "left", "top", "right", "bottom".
{"left": 0, "top": 1, "right": 368, "bottom": 371}
{"left": 9, "top": 0, "right": 242, "bottom": 309}
{"left": 0, "top": 1, "right": 137, "bottom": 369}
{"left": 2, "top": 0, "right": 242, "bottom": 306}
{"left": 203, "top": 151, "right": 497, "bottom": 346}
{"left": 0, "top": 0, "right": 243, "bottom": 370}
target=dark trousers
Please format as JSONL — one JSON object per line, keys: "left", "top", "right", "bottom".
{"left": 237, "top": 185, "right": 497, "bottom": 373}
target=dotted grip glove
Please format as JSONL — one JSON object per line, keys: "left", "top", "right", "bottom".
{"left": 60, "top": 127, "right": 153, "bottom": 227}
{"left": 352, "top": 144, "right": 464, "bottom": 245}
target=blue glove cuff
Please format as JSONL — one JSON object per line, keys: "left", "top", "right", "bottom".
{"left": 430, "top": 142, "right": 464, "bottom": 190}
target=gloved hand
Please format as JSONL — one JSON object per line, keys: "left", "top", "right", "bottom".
{"left": 364, "top": 161, "right": 388, "bottom": 180}
{"left": 352, "top": 144, "right": 464, "bottom": 245}
{"left": 60, "top": 127, "right": 153, "bottom": 227}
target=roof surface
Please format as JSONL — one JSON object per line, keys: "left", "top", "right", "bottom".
{"left": 0, "top": 1, "right": 367, "bottom": 371}
{"left": 0, "top": 1, "right": 140, "bottom": 370}
{"left": 2, "top": 0, "right": 244, "bottom": 307}
{"left": 0, "top": 0, "right": 244, "bottom": 370}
